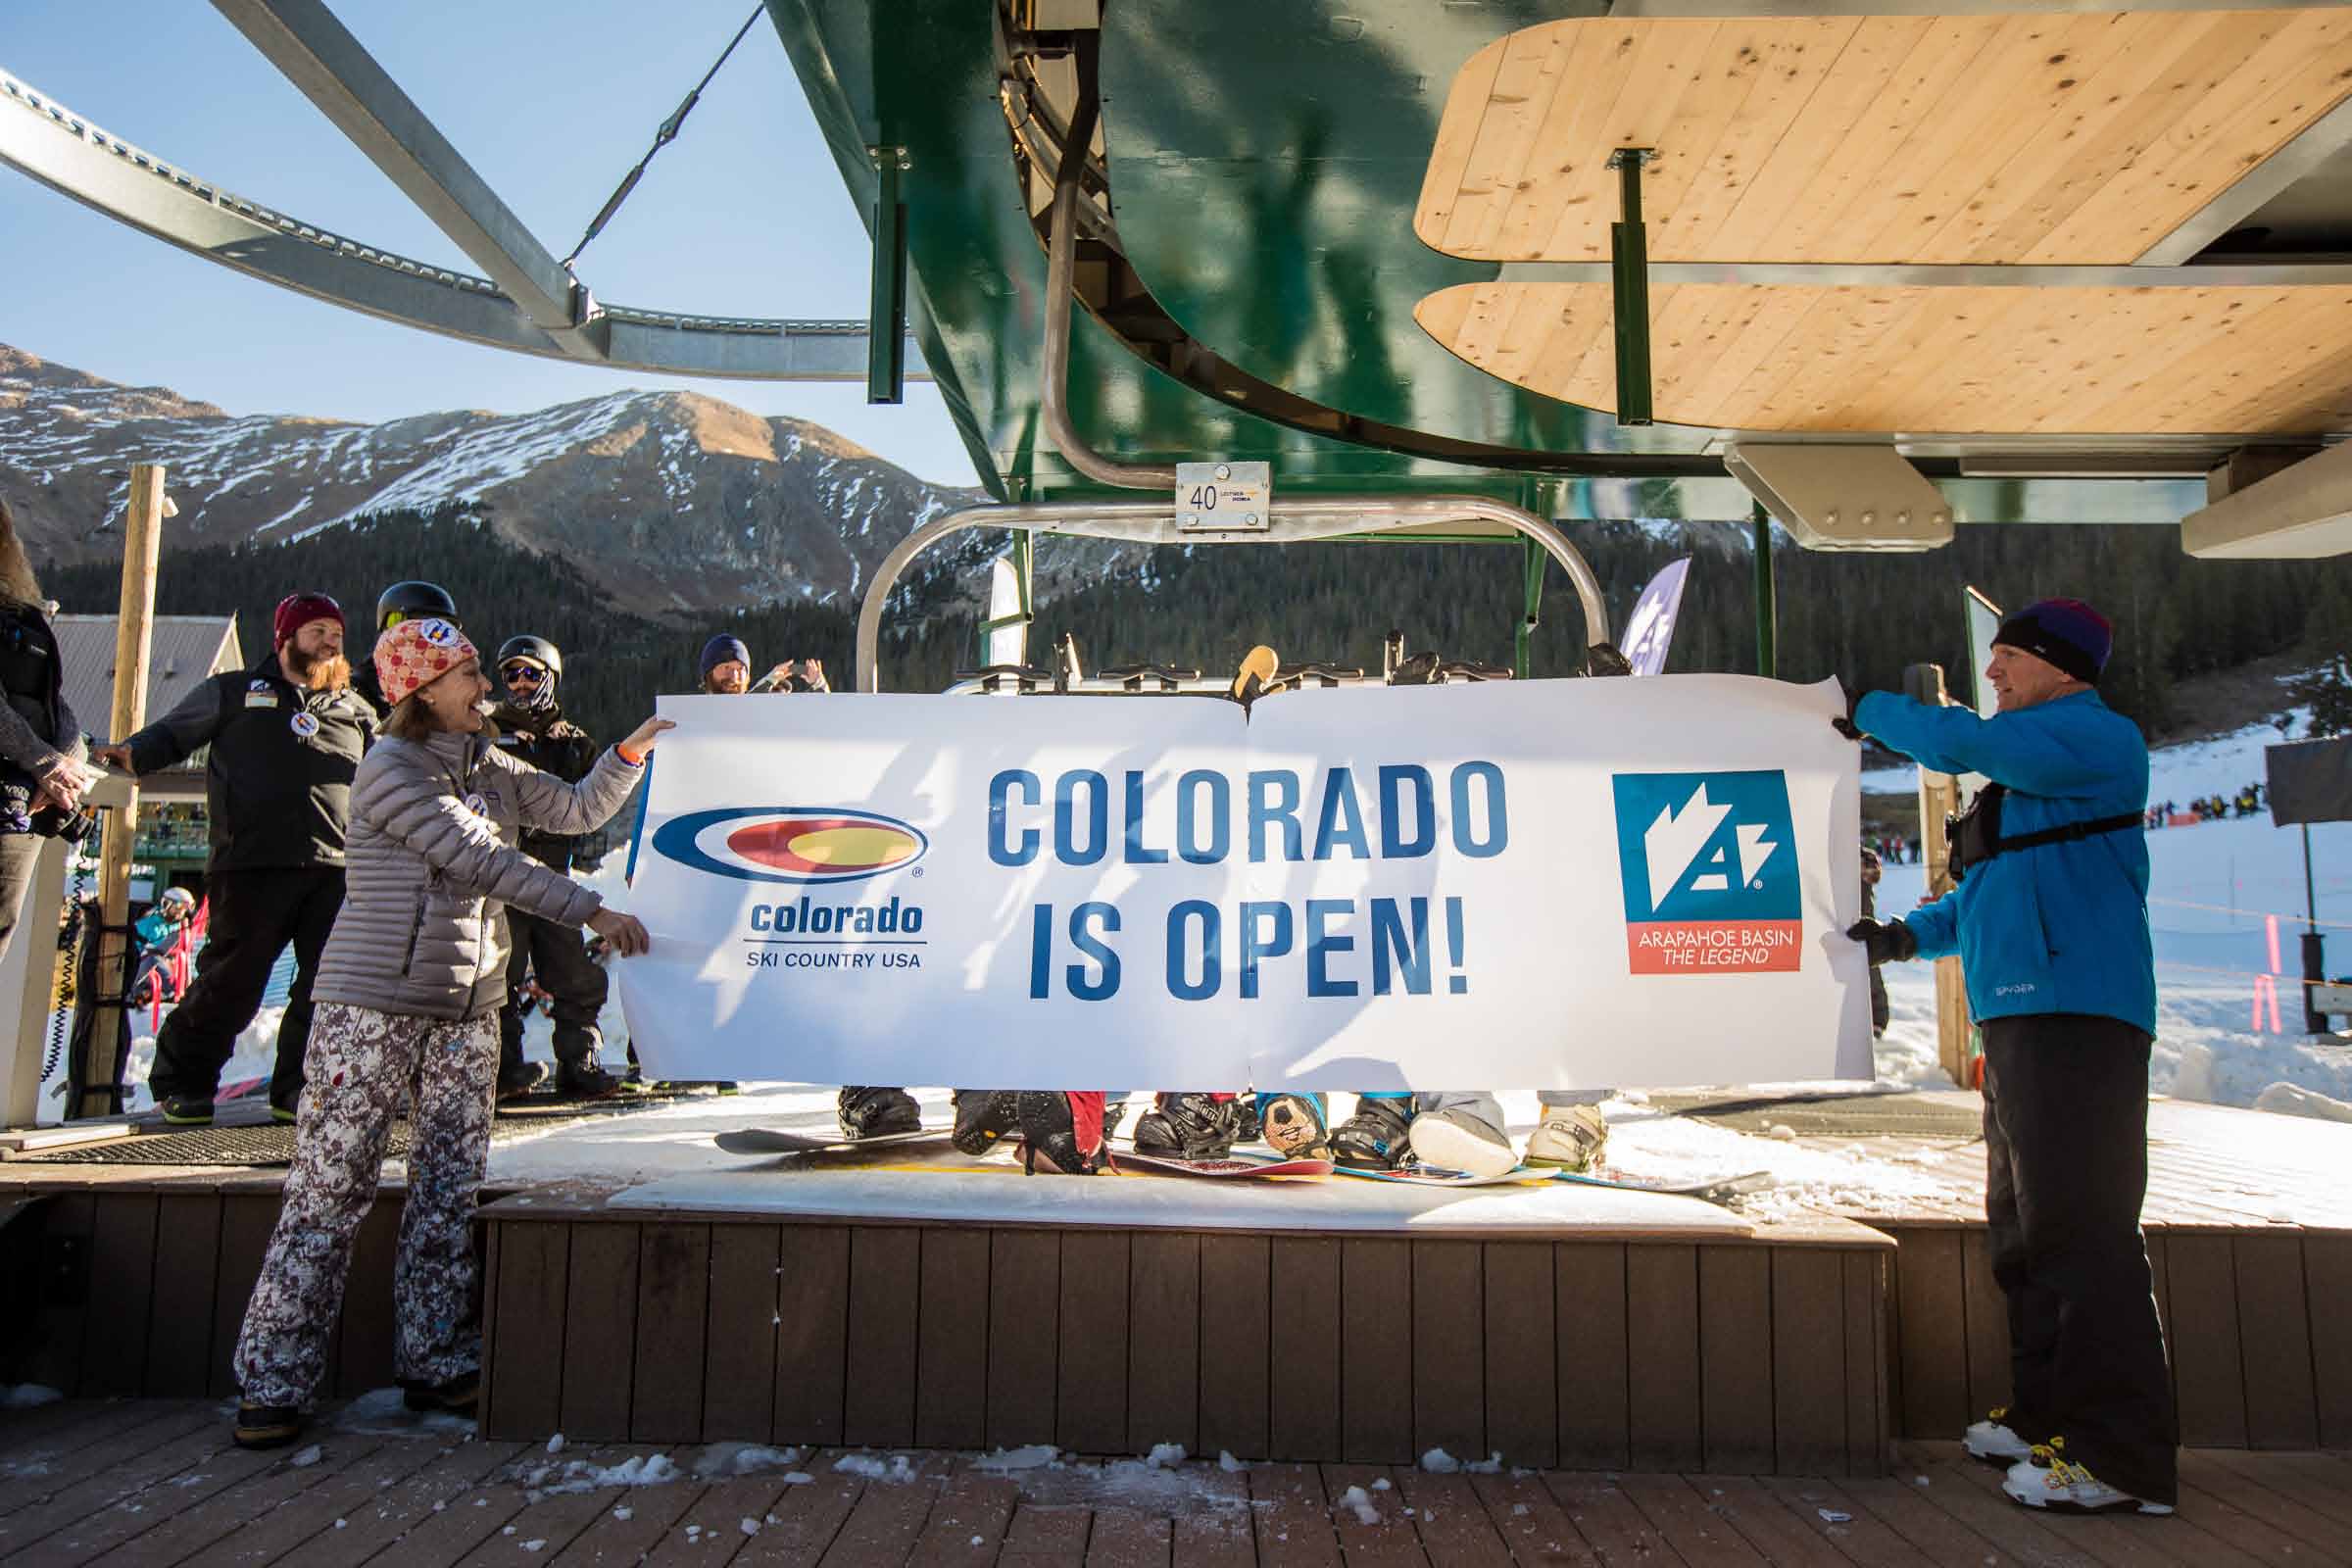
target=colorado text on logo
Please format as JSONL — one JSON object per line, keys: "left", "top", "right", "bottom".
{"left": 1609, "top": 771, "right": 1800, "bottom": 975}
{"left": 652, "top": 807, "right": 929, "bottom": 885}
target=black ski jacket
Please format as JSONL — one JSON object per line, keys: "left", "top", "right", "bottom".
{"left": 487, "top": 700, "right": 601, "bottom": 873}
{"left": 122, "top": 648, "right": 373, "bottom": 872}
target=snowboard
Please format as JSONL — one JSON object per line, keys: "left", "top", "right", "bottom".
{"left": 714, "top": 1127, "right": 958, "bottom": 1157}
{"left": 1331, "top": 1162, "right": 1562, "bottom": 1188}
{"left": 1116, "top": 1151, "right": 1333, "bottom": 1180}
{"left": 1555, "top": 1167, "right": 1776, "bottom": 1201}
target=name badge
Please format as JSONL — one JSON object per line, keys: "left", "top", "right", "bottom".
{"left": 289, "top": 710, "right": 319, "bottom": 739}
{"left": 245, "top": 691, "right": 279, "bottom": 710}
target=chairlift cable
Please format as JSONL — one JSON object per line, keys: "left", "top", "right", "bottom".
{"left": 560, "top": 4, "right": 766, "bottom": 270}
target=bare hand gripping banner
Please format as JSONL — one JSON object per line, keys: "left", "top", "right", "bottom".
{"left": 617, "top": 676, "right": 1875, "bottom": 1091}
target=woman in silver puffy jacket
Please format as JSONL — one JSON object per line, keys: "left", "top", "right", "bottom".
{"left": 229, "top": 614, "right": 670, "bottom": 1448}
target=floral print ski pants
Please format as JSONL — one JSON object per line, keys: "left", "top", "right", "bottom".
{"left": 233, "top": 1001, "right": 498, "bottom": 1407}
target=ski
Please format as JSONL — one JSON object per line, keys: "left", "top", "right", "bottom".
{"left": 713, "top": 1127, "right": 957, "bottom": 1156}
{"left": 1116, "top": 1152, "right": 1333, "bottom": 1180}
{"left": 1330, "top": 1163, "right": 1562, "bottom": 1188}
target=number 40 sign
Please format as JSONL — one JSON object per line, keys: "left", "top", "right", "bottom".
{"left": 1175, "top": 461, "right": 1271, "bottom": 532}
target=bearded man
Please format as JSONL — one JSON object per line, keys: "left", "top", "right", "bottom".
{"left": 95, "top": 592, "right": 374, "bottom": 1123}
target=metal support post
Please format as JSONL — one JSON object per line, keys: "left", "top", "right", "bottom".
{"left": 867, "top": 147, "right": 908, "bottom": 405}
{"left": 1751, "top": 501, "right": 1778, "bottom": 678}
{"left": 1905, "top": 662, "right": 1976, "bottom": 1088}
{"left": 75, "top": 463, "right": 165, "bottom": 1118}
{"left": 2304, "top": 824, "right": 2328, "bottom": 1032}
{"left": 1514, "top": 537, "right": 1544, "bottom": 681}
{"left": 1607, "top": 148, "right": 1655, "bottom": 427}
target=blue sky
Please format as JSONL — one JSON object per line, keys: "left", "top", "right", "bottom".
{"left": 2, "top": 0, "right": 976, "bottom": 484}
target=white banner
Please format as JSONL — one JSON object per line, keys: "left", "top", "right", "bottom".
{"left": 617, "top": 676, "right": 1874, "bottom": 1091}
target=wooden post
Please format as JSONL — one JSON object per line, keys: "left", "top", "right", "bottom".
{"left": 74, "top": 464, "right": 166, "bottom": 1118}
{"left": 1904, "top": 662, "right": 1975, "bottom": 1090}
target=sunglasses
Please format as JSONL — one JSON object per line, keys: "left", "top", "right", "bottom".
{"left": 500, "top": 662, "right": 548, "bottom": 684}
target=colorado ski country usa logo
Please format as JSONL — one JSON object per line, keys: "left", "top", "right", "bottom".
{"left": 653, "top": 807, "right": 930, "bottom": 885}
{"left": 1610, "top": 770, "right": 1800, "bottom": 975}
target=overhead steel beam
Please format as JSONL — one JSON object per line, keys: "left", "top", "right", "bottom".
{"left": 0, "top": 67, "right": 924, "bottom": 382}
{"left": 209, "top": 0, "right": 607, "bottom": 360}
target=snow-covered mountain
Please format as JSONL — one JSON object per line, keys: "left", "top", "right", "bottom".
{"left": 0, "top": 345, "right": 985, "bottom": 612}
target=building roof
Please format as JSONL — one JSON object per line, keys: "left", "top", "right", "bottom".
{"left": 52, "top": 613, "right": 243, "bottom": 743}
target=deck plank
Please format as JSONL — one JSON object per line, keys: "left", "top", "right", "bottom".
{"left": 1697, "top": 1248, "right": 1775, "bottom": 1477}
{"left": 1480, "top": 1243, "right": 1554, "bottom": 1471}
{"left": 1319, "top": 1463, "right": 1429, "bottom": 1568}
{"left": 809, "top": 1452, "right": 951, "bottom": 1568}
{"left": 107, "top": 1434, "right": 395, "bottom": 1567}
{"left": 333, "top": 1195, "right": 402, "bottom": 1398}
{"left": 2305, "top": 1235, "right": 2352, "bottom": 1448}
{"left": 1624, "top": 1246, "right": 1702, "bottom": 1472}
{"left": 1758, "top": 1473, "right": 1946, "bottom": 1568}
{"left": 1834, "top": 1473, "right": 2008, "bottom": 1568}
{"left": 704, "top": 1223, "right": 782, "bottom": 1444}
{"left": 917, "top": 1229, "right": 993, "bottom": 1453}
{"left": 1127, "top": 1232, "right": 1200, "bottom": 1458}
{"left": 485, "top": 1221, "right": 569, "bottom": 1442}
{"left": 7, "top": 1424, "right": 291, "bottom": 1567}
{"left": 845, "top": 1227, "right": 921, "bottom": 1450}
{"left": 1683, "top": 1473, "right": 1871, "bottom": 1568}
{"left": 1199, "top": 1236, "right": 1270, "bottom": 1464}
{"left": 1539, "top": 1471, "right": 1681, "bottom": 1564}
{"left": 775, "top": 1228, "right": 853, "bottom": 1448}
{"left": 905, "top": 1464, "right": 1020, "bottom": 1568}
{"left": 1339, "top": 1241, "right": 1412, "bottom": 1466}
{"left": 2230, "top": 1236, "right": 2320, "bottom": 1450}
{"left": 446, "top": 1478, "right": 622, "bottom": 1567}
{"left": 631, "top": 1224, "right": 713, "bottom": 1444}
{"left": 173, "top": 1435, "right": 526, "bottom": 1568}
{"left": 1171, "top": 1483, "right": 1257, "bottom": 1568}
{"left": 1085, "top": 1508, "right": 1174, "bottom": 1568}
{"left": 0, "top": 1403, "right": 217, "bottom": 1537}
{"left": 1057, "top": 1231, "right": 1131, "bottom": 1456}
{"left": 986, "top": 1231, "right": 1061, "bottom": 1452}
{"left": 2178, "top": 1449, "right": 2352, "bottom": 1566}
{"left": 1912, "top": 1439, "right": 2253, "bottom": 1568}
{"left": 1885, "top": 1445, "right": 2115, "bottom": 1567}
{"left": 1771, "top": 1250, "right": 1846, "bottom": 1478}
{"left": 1249, "top": 1461, "right": 1342, "bottom": 1568}
{"left": 1410, "top": 1244, "right": 1483, "bottom": 1469}
{"left": 204, "top": 1195, "right": 276, "bottom": 1399}
{"left": 1611, "top": 1472, "right": 1771, "bottom": 1566}
{"left": 1390, "top": 1470, "right": 1509, "bottom": 1568}
{"left": 681, "top": 1463, "right": 862, "bottom": 1568}
{"left": 559, "top": 1222, "right": 640, "bottom": 1443}
{"left": 1553, "top": 1243, "right": 1628, "bottom": 1471}
{"left": 74, "top": 1195, "right": 158, "bottom": 1400}
{"left": 1465, "top": 1470, "right": 1600, "bottom": 1567}
{"left": 1001, "top": 1503, "right": 1092, "bottom": 1568}
{"left": 1268, "top": 1241, "right": 1342, "bottom": 1464}
{"left": 2162, "top": 1235, "right": 2249, "bottom": 1448}
{"left": 544, "top": 1472, "right": 706, "bottom": 1565}
{"left": 2199, "top": 1447, "right": 2352, "bottom": 1533}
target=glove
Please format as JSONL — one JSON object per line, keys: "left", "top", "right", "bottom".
{"left": 1845, "top": 917, "right": 1917, "bottom": 966}
{"left": 1831, "top": 714, "right": 1865, "bottom": 742}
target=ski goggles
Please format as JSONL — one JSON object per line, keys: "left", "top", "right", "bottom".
{"left": 499, "top": 660, "right": 550, "bottom": 685}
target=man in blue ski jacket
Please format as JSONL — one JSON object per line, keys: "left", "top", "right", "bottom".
{"left": 1844, "top": 598, "right": 2175, "bottom": 1517}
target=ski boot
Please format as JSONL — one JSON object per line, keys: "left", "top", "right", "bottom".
{"left": 1018, "top": 1091, "right": 1108, "bottom": 1174}
{"left": 1102, "top": 1096, "right": 1128, "bottom": 1149}
{"left": 1331, "top": 1094, "right": 1414, "bottom": 1171}
{"left": 496, "top": 1061, "right": 548, "bottom": 1102}
{"left": 838, "top": 1085, "right": 922, "bottom": 1140}
{"left": 1408, "top": 1105, "right": 1518, "bottom": 1179}
{"left": 1132, "top": 1093, "right": 1240, "bottom": 1159}
{"left": 553, "top": 1061, "right": 622, "bottom": 1101}
{"left": 952, "top": 1089, "right": 1021, "bottom": 1155}
{"left": 1234, "top": 1095, "right": 1263, "bottom": 1145}
{"left": 1255, "top": 1092, "right": 1334, "bottom": 1161}
{"left": 1524, "top": 1103, "right": 1608, "bottom": 1172}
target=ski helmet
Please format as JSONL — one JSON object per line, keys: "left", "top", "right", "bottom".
{"left": 496, "top": 634, "right": 564, "bottom": 680}
{"left": 375, "top": 580, "right": 458, "bottom": 631}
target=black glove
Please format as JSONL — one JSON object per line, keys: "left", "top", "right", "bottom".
{"left": 1831, "top": 714, "right": 1865, "bottom": 742}
{"left": 1845, "top": 916, "right": 1917, "bottom": 966}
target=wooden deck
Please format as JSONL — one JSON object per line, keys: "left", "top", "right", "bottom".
{"left": 4, "top": 1397, "right": 2349, "bottom": 1568}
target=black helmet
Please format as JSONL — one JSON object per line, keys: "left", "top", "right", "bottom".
{"left": 497, "top": 634, "right": 563, "bottom": 680}
{"left": 376, "top": 581, "right": 457, "bottom": 631}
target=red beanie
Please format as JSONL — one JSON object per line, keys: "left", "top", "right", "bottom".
{"left": 272, "top": 592, "right": 344, "bottom": 650}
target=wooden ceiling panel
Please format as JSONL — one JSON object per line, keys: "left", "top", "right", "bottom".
{"left": 1415, "top": 12, "right": 2352, "bottom": 266}
{"left": 1416, "top": 281, "right": 2352, "bottom": 434}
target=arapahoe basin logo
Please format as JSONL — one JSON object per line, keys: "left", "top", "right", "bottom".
{"left": 652, "top": 807, "right": 929, "bottom": 885}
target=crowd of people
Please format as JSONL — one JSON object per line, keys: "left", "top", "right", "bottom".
{"left": 2144, "top": 784, "right": 2267, "bottom": 828}
{"left": 0, "top": 501, "right": 2178, "bottom": 1515}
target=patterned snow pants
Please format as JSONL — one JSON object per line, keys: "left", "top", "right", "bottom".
{"left": 232, "top": 1001, "right": 498, "bottom": 1407}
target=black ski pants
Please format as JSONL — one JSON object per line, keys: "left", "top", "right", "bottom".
{"left": 497, "top": 906, "right": 608, "bottom": 1076}
{"left": 150, "top": 866, "right": 344, "bottom": 1113}
{"left": 1983, "top": 1011, "right": 2177, "bottom": 1505}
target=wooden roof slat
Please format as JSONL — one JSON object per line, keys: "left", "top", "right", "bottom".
{"left": 2028, "top": 11, "right": 2352, "bottom": 264}
{"left": 1926, "top": 12, "right": 2275, "bottom": 265}
{"left": 1702, "top": 16, "right": 1937, "bottom": 266}
{"left": 1418, "top": 12, "right": 2352, "bottom": 268}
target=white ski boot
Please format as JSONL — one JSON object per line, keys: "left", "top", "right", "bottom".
{"left": 2003, "top": 1444, "right": 2172, "bottom": 1515}
{"left": 1408, "top": 1106, "right": 1518, "bottom": 1179}
{"left": 1964, "top": 1406, "right": 2034, "bottom": 1466}
{"left": 1525, "top": 1103, "right": 1607, "bottom": 1172}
